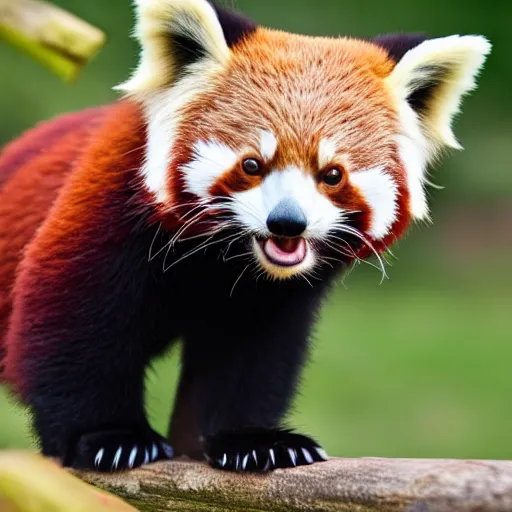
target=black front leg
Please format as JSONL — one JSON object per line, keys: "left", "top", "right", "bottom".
{"left": 180, "top": 278, "right": 330, "bottom": 472}
{"left": 6, "top": 209, "right": 177, "bottom": 471}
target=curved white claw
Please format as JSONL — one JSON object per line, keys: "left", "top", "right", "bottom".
{"left": 143, "top": 448, "right": 150, "bottom": 465}
{"left": 151, "top": 442, "right": 159, "bottom": 462}
{"left": 269, "top": 448, "right": 276, "bottom": 466}
{"left": 160, "top": 442, "right": 174, "bottom": 458}
{"left": 128, "top": 445, "right": 138, "bottom": 469}
{"left": 288, "top": 448, "right": 297, "bottom": 466}
{"left": 252, "top": 449, "right": 258, "bottom": 465}
{"left": 242, "top": 453, "right": 249, "bottom": 470}
{"left": 112, "top": 446, "right": 123, "bottom": 470}
{"left": 220, "top": 453, "right": 227, "bottom": 467}
{"left": 301, "top": 447, "right": 314, "bottom": 464}
{"left": 315, "top": 447, "right": 329, "bottom": 461}
{"left": 94, "top": 448, "right": 104, "bottom": 469}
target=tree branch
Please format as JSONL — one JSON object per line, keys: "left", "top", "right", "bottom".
{"left": 77, "top": 457, "right": 512, "bottom": 511}
{"left": 0, "top": 0, "right": 106, "bottom": 81}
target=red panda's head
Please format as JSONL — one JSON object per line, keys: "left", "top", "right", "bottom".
{"left": 117, "top": 0, "right": 490, "bottom": 280}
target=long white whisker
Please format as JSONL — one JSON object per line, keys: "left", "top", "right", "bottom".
{"left": 148, "top": 223, "right": 163, "bottom": 262}
{"left": 300, "top": 274, "right": 314, "bottom": 288}
{"left": 170, "top": 208, "right": 210, "bottom": 246}
{"left": 329, "top": 224, "right": 388, "bottom": 283}
{"left": 164, "top": 233, "right": 238, "bottom": 272}
{"left": 223, "top": 251, "right": 253, "bottom": 263}
{"left": 230, "top": 264, "right": 250, "bottom": 297}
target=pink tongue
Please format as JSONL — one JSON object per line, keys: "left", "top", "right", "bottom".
{"left": 264, "top": 238, "right": 307, "bottom": 265}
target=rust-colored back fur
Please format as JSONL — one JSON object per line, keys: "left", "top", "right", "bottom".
{"left": 0, "top": 106, "right": 113, "bottom": 364}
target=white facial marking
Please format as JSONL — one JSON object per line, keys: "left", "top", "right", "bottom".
{"left": 318, "top": 138, "right": 338, "bottom": 169}
{"left": 128, "top": 446, "right": 138, "bottom": 468}
{"left": 259, "top": 130, "right": 278, "bottom": 161}
{"left": 140, "top": 61, "right": 227, "bottom": 203}
{"left": 94, "top": 448, "right": 104, "bottom": 469}
{"left": 396, "top": 133, "right": 429, "bottom": 221}
{"left": 112, "top": 446, "right": 123, "bottom": 470}
{"left": 232, "top": 167, "right": 343, "bottom": 238}
{"left": 182, "top": 139, "right": 238, "bottom": 198}
{"left": 350, "top": 167, "right": 398, "bottom": 240}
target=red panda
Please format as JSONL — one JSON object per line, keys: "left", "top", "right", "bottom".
{"left": 0, "top": 0, "right": 489, "bottom": 472}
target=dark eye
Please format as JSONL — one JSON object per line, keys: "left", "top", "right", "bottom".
{"left": 242, "top": 158, "right": 262, "bottom": 175}
{"left": 322, "top": 167, "right": 344, "bottom": 186}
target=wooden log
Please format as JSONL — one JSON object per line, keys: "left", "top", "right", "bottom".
{"left": 0, "top": 0, "right": 106, "bottom": 81}
{"left": 77, "top": 457, "right": 512, "bottom": 512}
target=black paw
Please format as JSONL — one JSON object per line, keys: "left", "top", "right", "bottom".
{"left": 204, "top": 428, "right": 327, "bottom": 472}
{"left": 63, "top": 428, "right": 174, "bottom": 472}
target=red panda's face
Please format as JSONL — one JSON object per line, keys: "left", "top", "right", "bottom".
{"left": 119, "top": 0, "right": 490, "bottom": 280}
{"left": 171, "top": 33, "right": 404, "bottom": 279}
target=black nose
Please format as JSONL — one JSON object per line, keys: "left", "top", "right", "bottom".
{"left": 266, "top": 198, "right": 307, "bottom": 237}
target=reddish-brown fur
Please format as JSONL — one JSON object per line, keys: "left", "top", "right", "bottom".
{"left": 0, "top": 102, "right": 147, "bottom": 387}
{"left": 0, "top": 32, "right": 413, "bottom": 387}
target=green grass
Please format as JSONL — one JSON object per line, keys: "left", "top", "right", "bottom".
{"left": 2, "top": 252, "right": 511, "bottom": 460}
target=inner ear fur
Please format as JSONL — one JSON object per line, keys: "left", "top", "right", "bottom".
{"left": 116, "top": 0, "right": 235, "bottom": 94}
{"left": 384, "top": 34, "right": 491, "bottom": 151}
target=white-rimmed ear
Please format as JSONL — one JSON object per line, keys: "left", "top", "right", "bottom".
{"left": 385, "top": 35, "right": 490, "bottom": 220}
{"left": 116, "top": 0, "right": 231, "bottom": 94}
{"left": 387, "top": 35, "right": 491, "bottom": 150}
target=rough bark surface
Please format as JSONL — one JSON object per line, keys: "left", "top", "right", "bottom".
{"left": 77, "top": 457, "right": 512, "bottom": 512}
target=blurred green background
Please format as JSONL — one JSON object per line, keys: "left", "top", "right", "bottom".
{"left": 1, "top": 0, "right": 511, "bottom": 460}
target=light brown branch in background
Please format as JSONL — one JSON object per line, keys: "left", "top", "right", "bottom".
{"left": 0, "top": 0, "right": 106, "bottom": 81}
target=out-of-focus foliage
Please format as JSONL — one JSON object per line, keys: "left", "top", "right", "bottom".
{"left": 1, "top": 0, "right": 511, "bottom": 461}
{"left": 0, "top": 451, "right": 137, "bottom": 511}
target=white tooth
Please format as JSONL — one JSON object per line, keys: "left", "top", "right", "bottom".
{"left": 269, "top": 448, "right": 276, "bottom": 466}
{"left": 252, "top": 450, "right": 258, "bottom": 465}
{"left": 315, "top": 447, "right": 329, "bottom": 461}
{"left": 151, "top": 442, "right": 158, "bottom": 461}
{"left": 301, "top": 448, "right": 314, "bottom": 464}
{"left": 242, "top": 454, "right": 249, "bottom": 470}
{"left": 112, "top": 446, "right": 123, "bottom": 470}
{"left": 128, "top": 446, "right": 138, "bottom": 468}
{"left": 143, "top": 448, "right": 150, "bottom": 465}
{"left": 94, "top": 448, "right": 104, "bottom": 469}
{"left": 288, "top": 448, "right": 297, "bottom": 466}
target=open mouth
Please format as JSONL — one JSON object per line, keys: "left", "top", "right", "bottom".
{"left": 257, "top": 237, "right": 307, "bottom": 267}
